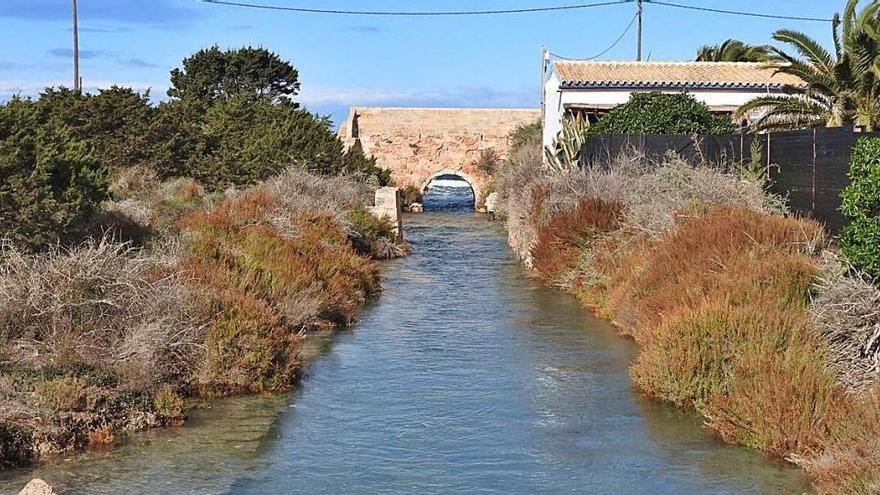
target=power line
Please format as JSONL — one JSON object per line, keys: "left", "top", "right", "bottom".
{"left": 200, "top": 0, "right": 836, "bottom": 22}
{"left": 550, "top": 12, "right": 638, "bottom": 61}
{"left": 198, "top": 0, "right": 633, "bottom": 16}
{"left": 646, "top": 1, "right": 834, "bottom": 23}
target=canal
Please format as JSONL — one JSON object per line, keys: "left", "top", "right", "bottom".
{"left": 0, "top": 208, "right": 813, "bottom": 494}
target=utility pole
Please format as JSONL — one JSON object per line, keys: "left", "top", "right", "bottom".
{"left": 636, "top": 0, "right": 643, "bottom": 61}
{"left": 540, "top": 46, "right": 548, "bottom": 126}
{"left": 72, "top": 0, "right": 80, "bottom": 92}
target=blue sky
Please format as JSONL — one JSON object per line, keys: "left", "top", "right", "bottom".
{"left": 0, "top": 0, "right": 839, "bottom": 126}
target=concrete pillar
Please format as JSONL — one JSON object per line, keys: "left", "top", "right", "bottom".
{"left": 368, "top": 187, "right": 403, "bottom": 240}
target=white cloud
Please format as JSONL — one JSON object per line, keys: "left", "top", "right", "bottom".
{"left": 0, "top": 79, "right": 167, "bottom": 100}
{"left": 298, "top": 85, "right": 537, "bottom": 108}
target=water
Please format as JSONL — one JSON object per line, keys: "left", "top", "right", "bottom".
{"left": 1, "top": 211, "right": 814, "bottom": 494}
{"left": 422, "top": 180, "right": 475, "bottom": 212}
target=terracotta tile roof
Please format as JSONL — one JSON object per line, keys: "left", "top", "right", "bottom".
{"left": 554, "top": 61, "right": 804, "bottom": 90}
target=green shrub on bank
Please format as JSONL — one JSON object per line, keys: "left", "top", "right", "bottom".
{"left": 0, "top": 98, "right": 108, "bottom": 251}
{"left": 0, "top": 46, "right": 391, "bottom": 251}
{"left": 590, "top": 92, "right": 735, "bottom": 136}
{"left": 840, "top": 138, "right": 880, "bottom": 280}
{"left": 346, "top": 209, "right": 407, "bottom": 260}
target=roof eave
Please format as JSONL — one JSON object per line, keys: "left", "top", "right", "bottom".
{"left": 558, "top": 81, "right": 788, "bottom": 90}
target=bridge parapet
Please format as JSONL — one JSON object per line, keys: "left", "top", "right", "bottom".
{"left": 339, "top": 107, "right": 540, "bottom": 208}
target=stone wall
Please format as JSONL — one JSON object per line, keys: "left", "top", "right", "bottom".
{"left": 339, "top": 107, "right": 540, "bottom": 206}
{"left": 368, "top": 187, "right": 403, "bottom": 240}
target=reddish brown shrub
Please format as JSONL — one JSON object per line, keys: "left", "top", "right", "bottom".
{"left": 180, "top": 189, "right": 381, "bottom": 394}
{"left": 531, "top": 198, "right": 623, "bottom": 285}
{"left": 800, "top": 387, "right": 880, "bottom": 494}
{"left": 611, "top": 206, "right": 823, "bottom": 340}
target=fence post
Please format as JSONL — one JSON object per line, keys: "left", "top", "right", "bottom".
{"left": 766, "top": 132, "right": 772, "bottom": 178}
{"left": 812, "top": 128, "right": 817, "bottom": 211}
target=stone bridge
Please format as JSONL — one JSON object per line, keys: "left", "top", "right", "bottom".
{"left": 338, "top": 107, "right": 540, "bottom": 207}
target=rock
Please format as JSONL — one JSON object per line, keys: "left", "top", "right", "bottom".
{"left": 409, "top": 203, "right": 424, "bottom": 213}
{"left": 484, "top": 192, "right": 499, "bottom": 213}
{"left": 18, "top": 479, "right": 57, "bottom": 495}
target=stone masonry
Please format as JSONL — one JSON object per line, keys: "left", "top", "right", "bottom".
{"left": 368, "top": 187, "right": 403, "bottom": 240}
{"left": 339, "top": 107, "right": 540, "bottom": 206}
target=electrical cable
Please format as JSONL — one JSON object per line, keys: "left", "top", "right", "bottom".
{"left": 198, "top": 0, "right": 633, "bottom": 16}
{"left": 646, "top": 0, "right": 834, "bottom": 23}
{"left": 550, "top": 12, "right": 637, "bottom": 60}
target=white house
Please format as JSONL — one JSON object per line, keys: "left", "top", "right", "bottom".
{"left": 542, "top": 60, "right": 804, "bottom": 151}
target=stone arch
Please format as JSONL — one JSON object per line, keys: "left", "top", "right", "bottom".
{"left": 420, "top": 169, "right": 481, "bottom": 207}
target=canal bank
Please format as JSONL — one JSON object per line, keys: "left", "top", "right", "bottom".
{"left": 1, "top": 212, "right": 812, "bottom": 494}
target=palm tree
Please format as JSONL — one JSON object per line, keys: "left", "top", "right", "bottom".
{"left": 735, "top": 0, "right": 880, "bottom": 131}
{"left": 695, "top": 39, "right": 772, "bottom": 62}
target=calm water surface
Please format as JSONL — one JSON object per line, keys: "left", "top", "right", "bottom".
{"left": 1, "top": 195, "right": 813, "bottom": 494}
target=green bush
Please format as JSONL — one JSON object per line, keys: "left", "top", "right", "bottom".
{"left": 346, "top": 209, "right": 406, "bottom": 259}
{"left": 0, "top": 98, "right": 108, "bottom": 251}
{"left": 153, "top": 387, "right": 185, "bottom": 422}
{"left": 160, "top": 46, "right": 390, "bottom": 188}
{"left": 34, "top": 376, "right": 87, "bottom": 412}
{"left": 34, "top": 87, "right": 161, "bottom": 175}
{"left": 840, "top": 138, "right": 880, "bottom": 280}
{"left": 590, "top": 92, "right": 735, "bottom": 136}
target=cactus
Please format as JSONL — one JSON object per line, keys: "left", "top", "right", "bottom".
{"left": 545, "top": 115, "right": 591, "bottom": 171}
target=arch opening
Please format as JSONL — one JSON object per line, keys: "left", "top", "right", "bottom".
{"left": 421, "top": 171, "right": 476, "bottom": 212}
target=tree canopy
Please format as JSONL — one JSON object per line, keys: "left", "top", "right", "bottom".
{"left": 0, "top": 98, "right": 108, "bottom": 251}
{"left": 168, "top": 46, "right": 301, "bottom": 105}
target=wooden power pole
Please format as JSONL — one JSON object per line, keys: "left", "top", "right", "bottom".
{"left": 72, "top": 0, "right": 80, "bottom": 92}
{"left": 636, "top": 0, "right": 643, "bottom": 61}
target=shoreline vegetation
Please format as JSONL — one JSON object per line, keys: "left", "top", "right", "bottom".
{"left": 497, "top": 122, "right": 880, "bottom": 494}
{"left": 0, "top": 169, "right": 406, "bottom": 468}
{"left": 0, "top": 47, "right": 405, "bottom": 469}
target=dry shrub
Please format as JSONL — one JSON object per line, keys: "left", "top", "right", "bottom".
{"left": 109, "top": 164, "right": 159, "bottom": 199}
{"left": 0, "top": 238, "right": 205, "bottom": 388}
{"left": 0, "top": 422, "right": 32, "bottom": 468}
{"left": 619, "top": 155, "right": 785, "bottom": 236}
{"left": 801, "top": 388, "right": 880, "bottom": 494}
{"left": 810, "top": 253, "right": 880, "bottom": 393}
{"left": 592, "top": 206, "right": 844, "bottom": 462}
{"left": 496, "top": 149, "right": 783, "bottom": 266}
{"left": 495, "top": 133, "right": 544, "bottom": 262}
{"left": 345, "top": 209, "right": 407, "bottom": 260}
{"left": 611, "top": 206, "right": 823, "bottom": 339}
{"left": 180, "top": 189, "right": 381, "bottom": 393}
{"left": 633, "top": 301, "right": 846, "bottom": 458}
{"left": 705, "top": 326, "right": 847, "bottom": 459}
{"left": 531, "top": 198, "right": 623, "bottom": 286}
{"left": 267, "top": 167, "right": 372, "bottom": 221}
{"left": 87, "top": 426, "right": 116, "bottom": 446}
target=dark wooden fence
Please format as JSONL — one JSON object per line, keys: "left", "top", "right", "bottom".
{"left": 579, "top": 128, "right": 880, "bottom": 233}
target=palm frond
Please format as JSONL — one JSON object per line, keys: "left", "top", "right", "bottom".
{"left": 774, "top": 29, "right": 837, "bottom": 76}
